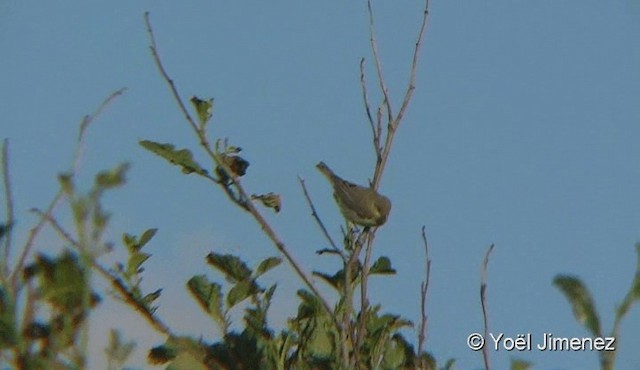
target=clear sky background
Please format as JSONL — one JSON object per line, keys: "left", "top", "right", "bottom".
{"left": 2, "top": 1, "right": 640, "bottom": 369}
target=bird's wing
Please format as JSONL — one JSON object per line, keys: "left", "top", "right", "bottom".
{"left": 333, "top": 181, "right": 372, "bottom": 216}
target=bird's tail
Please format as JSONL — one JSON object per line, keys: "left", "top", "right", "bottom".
{"left": 316, "top": 161, "right": 338, "bottom": 182}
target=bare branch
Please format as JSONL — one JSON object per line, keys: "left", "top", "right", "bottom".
{"left": 78, "top": 88, "right": 127, "bottom": 142}
{"left": 10, "top": 191, "right": 64, "bottom": 291}
{"left": 360, "top": 59, "right": 381, "bottom": 157}
{"left": 354, "top": 228, "right": 378, "bottom": 355}
{"left": 366, "top": 0, "right": 393, "bottom": 125}
{"left": 1, "top": 140, "right": 14, "bottom": 278}
{"left": 144, "top": 13, "right": 200, "bottom": 135}
{"left": 417, "top": 226, "right": 432, "bottom": 357}
{"left": 371, "top": 0, "right": 431, "bottom": 189}
{"left": 481, "top": 244, "right": 495, "bottom": 370}
{"left": 75, "top": 88, "right": 128, "bottom": 175}
{"left": 396, "top": 0, "right": 430, "bottom": 126}
{"left": 298, "top": 177, "right": 345, "bottom": 261}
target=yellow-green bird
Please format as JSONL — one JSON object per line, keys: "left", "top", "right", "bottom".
{"left": 316, "top": 161, "right": 391, "bottom": 227}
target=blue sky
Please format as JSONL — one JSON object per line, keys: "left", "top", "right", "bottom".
{"left": 2, "top": 1, "right": 640, "bottom": 369}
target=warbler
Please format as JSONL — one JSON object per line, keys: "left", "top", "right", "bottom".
{"left": 316, "top": 161, "right": 391, "bottom": 227}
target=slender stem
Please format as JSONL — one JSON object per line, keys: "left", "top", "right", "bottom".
{"left": 355, "top": 228, "right": 376, "bottom": 366}
{"left": 417, "top": 226, "right": 432, "bottom": 359}
{"left": 359, "top": 59, "right": 380, "bottom": 156}
{"left": 480, "top": 244, "right": 495, "bottom": 370}
{"left": 366, "top": 0, "right": 393, "bottom": 126}
{"left": 1, "top": 139, "right": 14, "bottom": 278}
{"left": 371, "top": 0, "right": 431, "bottom": 189}
{"left": 10, "top": 191, "right": 64, "bottom": 291}
{"left": 298, "top": 176, "right": 345, "bottom": 261}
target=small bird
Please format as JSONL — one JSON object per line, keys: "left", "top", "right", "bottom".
{"left": 316, "top": 161, "right": 391, "bottom": 227}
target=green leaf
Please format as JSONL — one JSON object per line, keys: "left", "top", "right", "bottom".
{"left": 153, "top": 336, "right": 207, "bottom": 370}
{"left": 442, "top": 358, "right": 456, "bottom": 370}
{"left": 142, "top": 289, "right": 162, "bottom": 311}
{"left": 511, "top": 358, "right": 533, "bottom": 370}
{"left": 139, "top": 228, "right": 158, "bottom": 247}
{"left": 0, "top": 223, "right": 13, "bottom": 243}
{"left": 190, "top": 96, "right": 213, "bottom": 128}
{"left": 139, "top": 140, "right": 207, "bottom": 175}
{"left": 227, "top": 280, "right": 254, "bottom": 308}
{"left": 127, "top": 251, "right": 151, "bottom": 276}
{"left": 0, "top": 287, "right": 17, "bottom": 348}
{"left": 264, "top": 284, "right": 277, "bottom": 303}
{"left": 255, "top": 257, "right": 282, "bottom": 277}
{"left": 105, "top": 329, "right": 136, "bottom": 367}
{"left": 370, "top": 256, "right": 396, "bottom": 275}
{"left": 554, "top": 275, "right": 601, "bottom": 336}
{"left": 95, "top": 163, "right": 130, "bottom": 189}
{"left": 149, "top": 344, "right": 177, "bottom": 365}
{"left": 58, "top": 173, "right": 75, "bottom": 194}
{"left": 122, "top": 233, "right": 136, "bottom": 252}
{"left": 187, "top": 275, "right": 226, "bottom": 327}
{"left": 313, "top": 270, "right": 344, "bottom": 292}
{"left": 295, "top": 290, "right": 324, "bottom": 319}
{"left": 415, "top": 352, "right": 436, "bottom": 370}
{"left": 381, "top": 334, "right": 410, "bottom": 369}
{"left": 206, "top": 253, "right": 252, "bottom": 282}
{"left": 167, "top": 352, "right": 208, "bottom": 370}
{"left": 251, "top": 192, "right": 281, "bottom": 213}
{"left": 37, "top": 252, "right": 90, "bottom": 312}
{"left": 633, "top": 243, "right": 640, "bottom": 300}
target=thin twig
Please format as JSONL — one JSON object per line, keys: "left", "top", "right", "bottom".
{"left": 144, "top": 12, "right": 337, "bottom": 327}
{"left": 75, "top": 88, "right": 128, "bottom": 174}
{"left": 366, "top": 0, "right": 393, "bottom": 126}
{"left": 298, "top": 176, "right": 344, "bottom": 261}
{"left": 10, "top": 191, "right": 64, "bottom": 291}
{"left": 354, "top": 228, "right": 377, "bottom": 357}
{"left": 78, "top": 88, "right": 127, "bottom": 142}
{"left": 396, "top": 0, "right": 430, "bottom": 126}
{"left": 144, "top": 13, "right": 200, "bottom": 135}
{"left": 1, "top": 139, "right": 15, "bottom": 278}
{"left": 417, "top": 226, "right": 432, "bottom": 358}
{"left": 359, "top": 59, "right": 380, "bottom": 156}
{"left": 371, "top": 0, "right": 431, "bottom": 189}
{"left": 480, "top": 244, "right": 495, "bottom": 370}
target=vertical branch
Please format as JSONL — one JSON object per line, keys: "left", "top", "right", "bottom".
{"left": 354, "top": 228, "right": 377, "bottom": 363}
{"left": 480, "top": 244, "right": 495, "bottom": 370}
{"left": 353, "top": 1, "right": 431, "bottom": 365}
{"left": 1, "top": 140, "right": 14, "bottom": 278}
{"left": 360, "top": 59, "right": 381, "bottom": 157}
{"left": 395, "top": 0, "right": 430, "bottom": 126}
{"left": 417, "top": 226, "right": 432, "bottom": 357}
{"left": 366, "top": 0, "right": 393, "bottom": 125}
{"left": 370, "top": 0, "right": 431, "bottom": 189}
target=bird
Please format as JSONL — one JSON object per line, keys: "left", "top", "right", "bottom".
{"left": 316, "top": 161, "right": 391, "bottom": 227}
